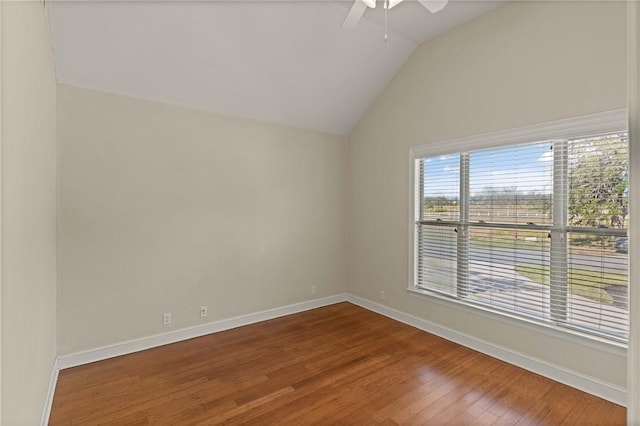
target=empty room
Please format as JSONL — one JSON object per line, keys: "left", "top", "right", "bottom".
{"left": 2, "top": 0, "right": 640, "bottom": 424}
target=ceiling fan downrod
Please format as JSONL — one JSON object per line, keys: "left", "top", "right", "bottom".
{"left": 384, "top": 0, "right": 389, "bottom": 42}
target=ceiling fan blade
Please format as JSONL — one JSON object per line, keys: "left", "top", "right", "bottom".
{"left": 418, "top": 0, "right": 448, "bottom": 13}
{"left": 343, "top": 0, "right": 367, "bottom": 29}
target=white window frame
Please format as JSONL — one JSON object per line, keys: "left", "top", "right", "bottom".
{"left": 408, "top": 109, "right": 629, "bottom": 345}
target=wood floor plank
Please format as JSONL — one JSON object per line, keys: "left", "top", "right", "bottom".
{"left": 50, "top": 302, "right": 625, "bottom": 425}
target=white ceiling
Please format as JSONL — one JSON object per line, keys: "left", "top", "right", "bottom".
{"left": 49, "top": 1, "right": 505, "bottom": 135}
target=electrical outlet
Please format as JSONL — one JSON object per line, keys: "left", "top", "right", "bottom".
{"left": 311, "top": 285, "right": 317, "bottom": 295}
{"left": 380, "top": 291, "right": 386, "bottom": 301}
{"left": 163, "top": 312, "right": 172, "bottom": 325}
{"left": 200, "top": 306, "right": 208, "bottom": 318}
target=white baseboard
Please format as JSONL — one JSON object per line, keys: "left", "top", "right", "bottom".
{"left": 57, "top": 294, "right": 348, "bottom": 370}
{"left": 346, "top": 294, "right": 627, "bottom": 407}
{"left": 41, "top": 357, "right": 59, "bottom": 426}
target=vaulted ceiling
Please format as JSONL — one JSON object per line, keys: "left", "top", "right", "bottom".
{"left": 49, "top": 1, "right": 505, "bottom": 135}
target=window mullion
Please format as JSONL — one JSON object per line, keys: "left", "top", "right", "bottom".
{"left": 416, "top": 159, "right": 425, "bottom": 288}
{"left": 457, "top": 153, "right": 470, "bottom": 298}
{"left": 551, "top": 139, "right": 568, "bottom": 322}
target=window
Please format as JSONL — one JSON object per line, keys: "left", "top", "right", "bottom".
{"left": 411, "top": 111, "right": 629, "bottom": 343}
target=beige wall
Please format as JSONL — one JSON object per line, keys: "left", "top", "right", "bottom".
{"left": 348, "top": 0, "right": 628, "bottom": 390}
{"left": 1, "top": 1, "right": 58, "bottom": 424}
{"left": 57, "top": 85, "right": 347, "bottom": 355}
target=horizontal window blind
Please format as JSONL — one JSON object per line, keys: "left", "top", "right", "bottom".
{"left": 416, "top": 224, "right": 457, "bottom": 297}
{"left": 417, "top": 154, "right": 461, "bottom": 298}
{"left": 421, "top": 154, "right": 460, "bottom": 221}
{"left": 565, "top": 132, "right": 628, "bottom": 339}
{"left": 414, "top": 131, "right": 629, "bottom": 342}
{"left": 469, "top": 142, "right": 553, "bottom": 226}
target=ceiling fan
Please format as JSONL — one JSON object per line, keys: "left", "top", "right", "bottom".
{"left": 343, "top": 0, "right": 449, "bottom": 29}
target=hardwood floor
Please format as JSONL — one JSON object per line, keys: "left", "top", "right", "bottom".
{"left": 50, "top": 302, "right": 625, "bottom": 425}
